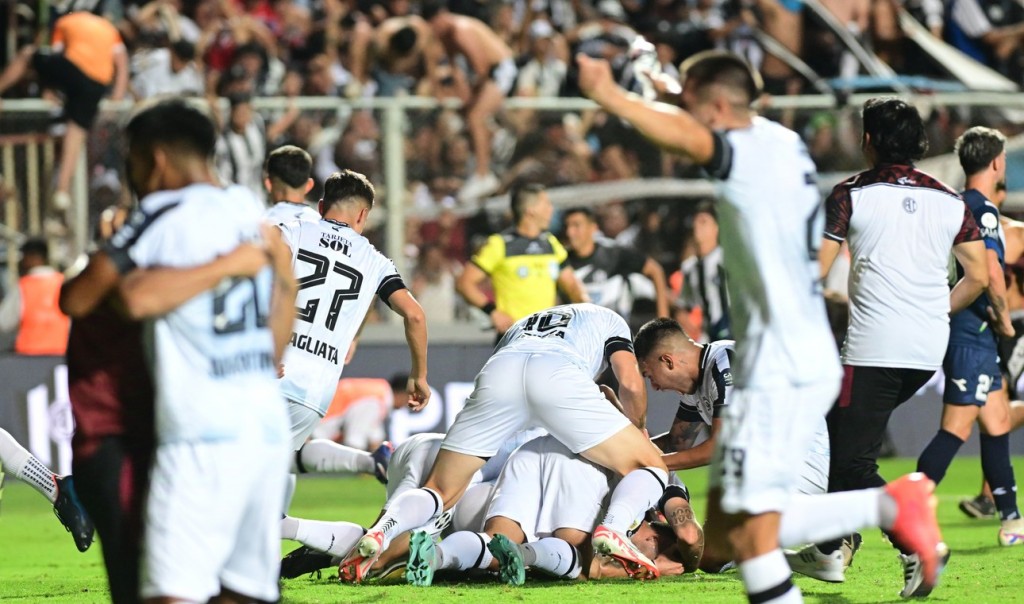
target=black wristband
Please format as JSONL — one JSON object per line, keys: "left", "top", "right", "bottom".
{"left": 657, "top": 483, "right": 691, "bottom": 517}
{"left": 481, "top": 302, "right": 497, "bottom": 315}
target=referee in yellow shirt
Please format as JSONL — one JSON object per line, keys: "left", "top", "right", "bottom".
{"left": 457, "top": 183, "right": 588, "bottom": 335}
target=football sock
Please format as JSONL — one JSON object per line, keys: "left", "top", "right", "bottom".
{"left": 778, "top": 490, "right": 883, "bottom": 547}
{"left": 436, "top": 531, "right": 493, "bottom": 571}
{"left": 739, "top": 549, "right": 802, "bottom": 603}
{"left": 980, "top": 433, "right": 1020, "bottom": 521}
{"left": 282, "top": 516, "right": 367, "bottom": 557}
{"left": 0, "top": 428, "right": 56, "bottom": 503}
{"left": 369, "top": 487, "right": 443, "bottom": 546}
{"left": 293, "top": 439, "right": 375, "bottom": 474}
{"left": 521, "top": 538, "right": 582, "bottom": 579}
{"left": 916, "top": 429, "right": 964, "bottom": 485}
{"left": 601, "top": 466, "right": 667, "bottom": 533}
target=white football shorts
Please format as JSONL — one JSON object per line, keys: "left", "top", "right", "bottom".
{"left": 710, "top": 379, "right": 839, "bottom": 515}
{"left": 485, "top": 435, "right": 611, "bottom": 542}
{"left": 141, "top": 438, "right": 289, "bottom": 602}
{"left": 441, "top": 350, "right": 631, "bottom": 458}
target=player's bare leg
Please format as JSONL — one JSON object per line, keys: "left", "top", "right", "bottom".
{"left": 54, "top": 122, "right": 87, "bottom": 205}
{"left": 583, "top": 424, "right": 668, "bottom": 579}
{"left": 340, "top": 449, "right": 485, "bottom": 583}
{"left": 459, "top": 80, "right": 503, "bottom": 200}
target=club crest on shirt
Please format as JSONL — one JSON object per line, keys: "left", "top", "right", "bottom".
{"left": 902, "top": 197, "right": 917, "bottom": 214}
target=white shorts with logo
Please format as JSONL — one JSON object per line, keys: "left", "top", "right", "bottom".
{"left": 797, "top": 418, "right": 831, "bottom": 496}
{"left": 485, "top": 435, "right": 611, "bottom": 542}
{"left": 441, "top": 351, "right": 632, "bottom": 458}
{"left": 141, "top": 438, "right": 290, "bottom": 602}
{"left": 710, "top": 379, "right": 839, "bottom": 515}
{"left": 287, "top": 400, "right": 323, "bottom": 451}
{"left": 385, "top": 432, "right": 444, "bottom": 503}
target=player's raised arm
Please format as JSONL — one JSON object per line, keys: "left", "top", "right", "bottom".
{"left": 59, "top": 251, "right": 121, "bottom": 318}
{"left": 386, "top": 288, "right": 430, "bottom": 410}
{"left": 576, "top": 54, "right": 714, "bottom": 165}
{"left": 608, "top": 349, "right": 647, "bottom": 429}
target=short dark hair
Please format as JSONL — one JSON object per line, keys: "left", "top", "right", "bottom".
{"left": 388, "top": 373, "right": 409, "bottom": 392}
{"left": 680, "top": 50, "right": 762, "bottom": 107}
{"left": 323, "top": 169, "right": 375, "bottom": 210}
{"left": 170, "top": 40, "right": 195, "bottom": 62}
{"left": 510, "top": 182, "right": 547, "bottom": 223}
{"left": 389, "top": 26, "right": 418, "bottom": 56}
{"left": 20, "top": 238, "right": 48, "bottom": 262}
{"left": 420, "top": 0, "right": 445, "bottom": 20}
{"left": 956, "top": 126, "right": 1007, "bottom": 176}
{"left": 633, "top": 317, "right": 686, "bottom": 361}
{"left": 861, "top": 98, "right": 929, "bottom": 164}
{"left": 563, "top": 206, "right": 595, "bottom": 223}
{"left": 125, "top": 97, "right": 217, "bottom": 160}
{"left": 693, "top": 200, "right": 717, "bottom": 221}
{"left": 265, "top": 145, "right": 312, "bottom": 188}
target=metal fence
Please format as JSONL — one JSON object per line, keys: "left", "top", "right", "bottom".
{"left": 3, "top": 91, "right": 1024, "bottom": 290}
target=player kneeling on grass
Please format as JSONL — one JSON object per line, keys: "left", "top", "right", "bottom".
{"left": 404, "top": 435, "right": 700, "bottom": 586}
{"left": 339, "top": 303, "right": 669, "bottom": 582}
{"left": 281, "top": 429, "right": 544, "bottom": 580}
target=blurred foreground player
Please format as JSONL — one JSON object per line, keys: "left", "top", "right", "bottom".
{"left": 579, "top": 50, "right": 948, "bottom": 601}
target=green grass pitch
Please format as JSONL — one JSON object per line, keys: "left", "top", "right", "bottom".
{"left": 2, "top": 457, "right": 1023, "bottom": 603}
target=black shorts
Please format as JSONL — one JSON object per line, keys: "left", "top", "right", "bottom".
{"left": 31, "top": 50, "right": 107, "bottom": 129}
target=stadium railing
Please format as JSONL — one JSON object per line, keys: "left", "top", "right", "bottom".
{"left": 3, "top": 91, "right": 1024, "bottom": 327}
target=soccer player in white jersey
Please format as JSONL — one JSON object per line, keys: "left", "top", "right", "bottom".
{"left": 111, "top": 98, "right": 297, "bottom": 603}
{"left": 263, "top": 145, "right": 321, "bottom": 225}
{"left": 578, "top": 50, "right": 948, "bottom": 602}
{"left": 276, "top": 169, "right": 430, "bottom": 546}
{"left": 340, "top": 303, "right": 669, "bottom": 582}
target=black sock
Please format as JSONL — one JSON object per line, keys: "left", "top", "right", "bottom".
{"left": 817, "top": 537, "right": 843, "bottom": 555}
{"left": 916, "top": 429, "right": 965, "bottom": 485}
{"left": 981, "top": 433, "right": 1020, "bottom": 521}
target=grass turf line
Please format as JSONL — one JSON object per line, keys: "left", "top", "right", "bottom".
{"left": 1, "top": 457, "right": 1023, "bottom": 603}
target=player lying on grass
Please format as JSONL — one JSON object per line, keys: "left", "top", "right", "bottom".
{"left": 404, "top": 434, "right": 702, "bottom": 586}
{"left": 632, "top": 317, "right": 942, "bottom": 591}
{"left": 0, "top": 427, "right": 94, "bottom": 552}
{"left": 280, "top": 429, "right": 544, "bottom": 580}
{"left": 341, "top": 304, "right": 670, "bottom": 583}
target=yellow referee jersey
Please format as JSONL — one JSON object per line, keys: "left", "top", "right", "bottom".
{"left": 472, "top": 229, "right": 569, "bottom": 321}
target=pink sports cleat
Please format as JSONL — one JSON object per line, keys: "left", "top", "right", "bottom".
{"left": 592, "top": 525, "right": 660, "bottom": 580}
{"left": 338, "top": 530, "right": 385, "bottom": 584}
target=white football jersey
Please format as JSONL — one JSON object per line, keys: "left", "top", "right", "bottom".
{"left": 496, "top": 303, "right": 633, "bottom": 379}
{"left": 113, "top": 183, "right": 286, "bottom": 445}
{"left": 264, "top": 201, "right": 320, "bottom": 226}
{"left": 278, "top": 218, "right": 406, "bottom": 415}
{"left": 711, "top": 117, "right": 842, "bottom": 388}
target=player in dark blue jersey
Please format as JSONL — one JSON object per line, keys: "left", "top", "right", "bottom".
{"left": 916, "top": 126, "right": 1024, "bottom": 546}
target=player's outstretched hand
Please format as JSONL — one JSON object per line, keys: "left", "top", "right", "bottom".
{"left": 576, "top": 53, "right": 616, "bottom": 104}
{"left": 599, "top": 384, "right": 626, "bottom": 415}
{"left": 407, "top": 376, "right": 431, "bottom": 411}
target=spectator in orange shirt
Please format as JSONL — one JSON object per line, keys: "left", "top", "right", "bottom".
{"left": 0, "top": 238, "right": 70, "bottom": 356}
{"left": 0, "top": 7, "right": 128, "bottom": 210}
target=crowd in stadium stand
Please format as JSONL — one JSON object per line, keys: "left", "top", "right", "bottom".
{"left": 2, "top": 0, "right": 1024, "bottom": 339}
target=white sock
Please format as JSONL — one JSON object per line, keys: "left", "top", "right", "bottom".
{"left": 520, "top": 537, "right": 581, "bottom": 579}
{"left": 282, "top": 515, "right": 366, "bottom": 557}
{"left": 601, "top": 467, "right": 667, "bottom": 533}
{"left": 294, "top": 439, "right": 375, "bottom": 474}
{"left": 778, "top": 490, "right": 882, "bottom": 547}
{"left": 0, "top": 428, "right": 56, "bottom": 502}
{"left": 739, "top": 549, "right": 801, "bottom": 603}
{"left": 369, "top": 487, "right": 443, "bottom": 546}
{"left": 436, "top": 531, "right": 492, "bottom": 571}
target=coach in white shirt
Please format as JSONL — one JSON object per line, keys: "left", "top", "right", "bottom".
{"left": 818, "top": 98, "right": 988, "bottom": 597}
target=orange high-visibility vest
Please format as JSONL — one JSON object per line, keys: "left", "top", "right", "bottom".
{"left": 15, "top": 271, "right": 70, "bottom": 355}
